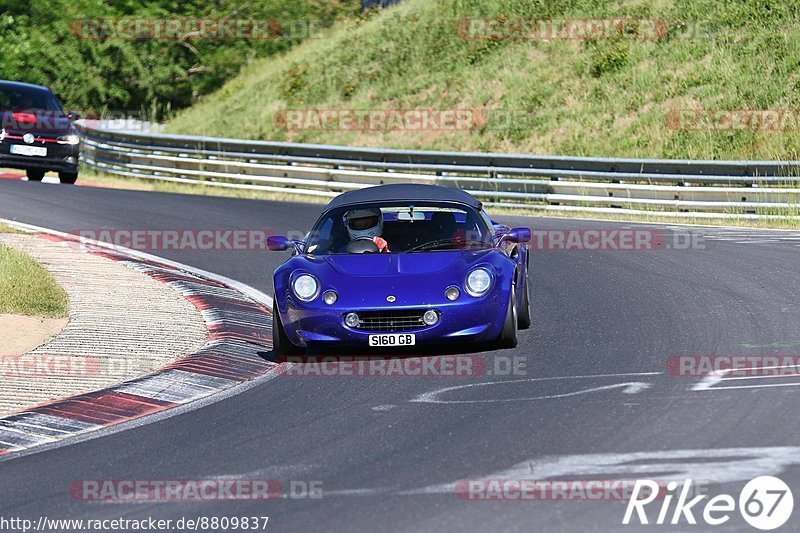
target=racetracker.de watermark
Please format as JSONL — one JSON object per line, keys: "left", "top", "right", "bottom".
{"left": 666, "top": 355, "right": 800, "bottom": 377}
{"left": 456, "top": 18, "right": 668, "bottom": 41}
{"left": 666, "top": 109, "right": 800, "bottom": 131}
{"left": 277, "top": 355, "right": 527, "bottom": 377}
{"left": 1, "top": 111, "right": 74, "bottom": 132}
{"left": 0, "top": 109, "right": 155, "bottom": 133}
{"left": 456, "top": 479, "right": 715, "bottom": 501}
{"left": 75, "top": 229, "right": 293, "bottom": 252}
{"left": 529, "top": 229, "right": 704, "bottom": 251}
{"left": 273, "top": 108, "right": 538, "bottom": 131}
{"left": 70, "top": 18, "right": 318, "bottom": 40}
{"left": 0, "top": 355, "right": 140, "bottom": 378}
{"left": 69, "top": 479, "right": 322, "bottom": 501}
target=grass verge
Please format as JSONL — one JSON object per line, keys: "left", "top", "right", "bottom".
{"left": 0, "top": 241, "right": 68, "bottom": 318}
{"left": 0, "top": 222, "right": 22, "bottom": 234}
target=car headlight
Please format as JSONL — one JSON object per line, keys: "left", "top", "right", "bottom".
{"left": 322, "top": 290, "right": 338, "bottom": 305}
{"left": 57, "top": 134, "right": 80, "bottom": 145}
{"left": 423, "top": 309, "right": 439, "bottom": 326}
{"left": 292, "top": 274, "right": 319, "bottom": 302}
{"left": 344, "top": 313, "right": 360, "bottom": 327}
{"left": 465, "top": 267, "right": 493, "bottom": 297}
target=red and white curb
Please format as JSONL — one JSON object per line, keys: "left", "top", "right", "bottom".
{"left": 0, "top": 220, "right": 281, "bottom": 456}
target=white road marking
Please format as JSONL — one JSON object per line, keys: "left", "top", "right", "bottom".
{"left": 161, "top": 446, "right": 800, "bottom": 500}
{"left": 411, "top": 373, "right": 658, "bottom": 404}
{"left": 704, "top": 382, "right": 800, "bottom": 391}
{"left": 405, "top": 446, "right": 800, "bottom": 495}
{"left": 691, "top": 369, "right": 728, "bottom": 391}
{"left": 316, "top": 488, "right": 390, "bottom": 497}
{"left": 718, "top": 372, "right": 800, "bottom": 382}
{"left": 692, "top": 364, "right": 800, "bottom": 391}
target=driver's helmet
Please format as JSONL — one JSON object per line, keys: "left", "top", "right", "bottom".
{"left": 346, "top": 208, "right": 383, "bottom": 240}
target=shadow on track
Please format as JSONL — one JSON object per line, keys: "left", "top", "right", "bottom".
{"left": 257, "top": 340, "right": 507, "bottom": 363}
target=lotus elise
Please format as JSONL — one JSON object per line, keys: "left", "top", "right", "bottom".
{"left": 267, "top": 184, "right": 531, "bottom": 354}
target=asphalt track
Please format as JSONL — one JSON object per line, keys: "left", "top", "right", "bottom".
{"left": 2, "top": 179, "right": 800, "bottom": 531}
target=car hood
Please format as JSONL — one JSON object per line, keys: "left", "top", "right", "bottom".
{"left": 321, "top": 250, "right": 498, "bottom": 306}
{"left": 322, "top": 252, "right": 478, "bottom": 276}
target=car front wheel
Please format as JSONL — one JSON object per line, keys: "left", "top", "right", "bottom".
{"left": 517, "top": 278, "right": 531, "bottom": 330}
{"left": 272, "top": 299, "right": 303, "bottom": 356}
{"left": 496, "top": 286, "right": 518, "bottom": 349}
{"left": 26, "top": 169, "right": 45, "bottom": 181}
{"left": 59, "top": 171, "right": 78, "bottom": 184}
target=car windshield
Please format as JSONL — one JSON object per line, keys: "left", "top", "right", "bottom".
{"left": 0, "top": 85, "right": 63, "bottom": 112}
{"left": 304, "top": 202, "right": 493, "bottom": 255}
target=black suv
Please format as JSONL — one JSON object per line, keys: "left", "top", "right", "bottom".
{"left": 0, "top": 80, "right": 80, "bottom": 184}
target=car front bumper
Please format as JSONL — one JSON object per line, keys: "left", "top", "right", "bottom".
{"left": 0, "top": 140, "right": 79, "bottom": 173}
{"left": 282, "top": 294, "right": 507, "bottom": 349}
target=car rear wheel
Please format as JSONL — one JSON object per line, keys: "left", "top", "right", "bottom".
{"left": 272, "top": 299, "right": 303, "bottom": 356}
{"left": 517, "top": 278, "right": 531, "bottom": 330}
{"left": 26, "top": 169, "right": 45, "bottom": 181}
{"left": 59, "top": 171, "right": 78, "bottom": 184}
{"left": 496, "top": 286, "right": 518, "bottom": 349}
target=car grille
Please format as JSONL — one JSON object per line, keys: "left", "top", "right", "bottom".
{"left": 353, "top": 310, "right": 429, "bottom": 332}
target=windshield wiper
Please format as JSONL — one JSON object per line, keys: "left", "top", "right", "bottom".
{"left": 404, "top": 238, "right": 490, "bottom": 253}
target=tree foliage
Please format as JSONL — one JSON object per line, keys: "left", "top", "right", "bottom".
{"left": 0, "top": 0, "right": 358, "bottom": 118}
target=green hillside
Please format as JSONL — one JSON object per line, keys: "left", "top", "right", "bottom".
{"left": 166, "top": 0, "right": 800, "bottom": 160}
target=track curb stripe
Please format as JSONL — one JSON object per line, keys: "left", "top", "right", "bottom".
{"left": 0, "top": 228, "right": 277, "bottom": 455}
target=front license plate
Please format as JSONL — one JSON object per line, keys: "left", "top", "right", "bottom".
{"left": 369, "top": 334, "right": 416, "bottom": 347}
{"left": 10, "top": 144, "right": 47, "bottom": 157}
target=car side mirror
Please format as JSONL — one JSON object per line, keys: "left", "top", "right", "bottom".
{"left": 267, "top": 235, "right": 290, "bottom": 251}
{"left": 68, "top": 111, "right": 81, "bottom": 121}
{"left": 505, "top": 228, "right": 531, "bottom": 243}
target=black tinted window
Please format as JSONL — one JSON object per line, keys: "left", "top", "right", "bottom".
{"left": 0, "top": 85, "right": 62, "bottom": 112}
{"left": 305, "top": 202, "right": 492, "bottom": 255}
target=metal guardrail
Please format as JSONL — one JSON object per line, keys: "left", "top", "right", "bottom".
{"left": 76, "top": 123, "right": 800, "bottom": 219}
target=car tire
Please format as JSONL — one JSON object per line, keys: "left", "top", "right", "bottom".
{"left": 272, "top": 299, "right": 303, "bottom": 356}
{"left": 59, "top": 171, "right": 78, "bottom": 184}
{"left": 517, "top": 277, "right": 531, "bottom": 330}
{"left": 26, "top": 169, "right": 45, "bottom": 181}
{"left": 496, "top": 286, "right": 518, "bottom": 349}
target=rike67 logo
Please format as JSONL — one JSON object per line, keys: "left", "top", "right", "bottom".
{"left": 624, "top": 476, "right": 793, "bottom": 530}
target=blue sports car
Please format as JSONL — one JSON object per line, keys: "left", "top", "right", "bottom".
{"left": 267, "top": 184, "right": 531, "bottom": 355}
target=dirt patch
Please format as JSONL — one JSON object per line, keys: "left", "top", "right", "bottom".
{"left": 0, "top": 313, "right": 67, "bottom": 356}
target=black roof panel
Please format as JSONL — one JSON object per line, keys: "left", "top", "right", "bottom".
{"left": 0, "top": 80, "right": 52, "bottom": 93}
{"left": 323, "top": 184, "right": 482, "bottom": 212}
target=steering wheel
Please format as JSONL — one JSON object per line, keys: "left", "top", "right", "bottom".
{"left": 345, "top": 236, "right": 381, "bottom": 254}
